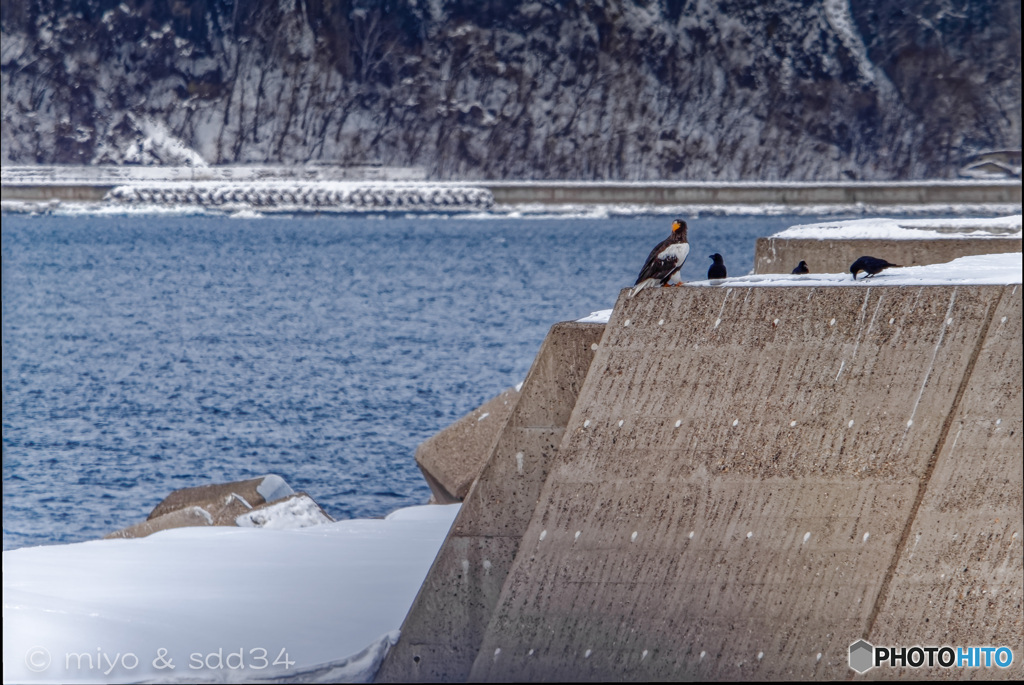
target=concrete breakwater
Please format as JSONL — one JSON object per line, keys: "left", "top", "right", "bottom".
{"left": 103, "top": 182, "right": 495, "bottom": 212}
{"left": 3, "top": 169, "right": 1020, "bottom": 211}
{"left": 104, "top": 475, "right": 334, "bottom": 538}
{"left": 754, "top": 235, "right": 1022, "bottom": 275}
{"left": 379, "top": 283, "right": 1022, "bottom": 681}
{"left": 751, "top": 215, "right": 1022, "bottom": 276}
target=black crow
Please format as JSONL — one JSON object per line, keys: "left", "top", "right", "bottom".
{"left": 792, "top": 260, "right": 809, "bottom": 274}
{"left": 850, "top": 256, "right": 901, "bottom": 280}
{"left": 707, "top": 253, "right": 727, "bottom": 280}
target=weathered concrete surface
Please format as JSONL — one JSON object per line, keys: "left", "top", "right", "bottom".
{"left": 105, "top": 506, "right": 215, "bottom": 539}
{"left": 148, "top": 474, "right": 293, "bottom": 522}
{"left": 753, "top": 236, "right": 1022, "bottom": 275}
{"left": 417, "top": 387, "right": 520, "bottom": 504}
{"left": 376, "top": 322, "right": 605, "bottom": 683}
{"left": 866, "top": 288, "right": 1023, "bottom": 680}
{"left": 107, "top": 479, "right": 330, "bottom": 538}
{"left": 467, "top": 284, "right": 1022, "bottom": 681}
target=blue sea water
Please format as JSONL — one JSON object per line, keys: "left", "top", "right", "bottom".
{"left": 0, "top": 211, "right": 917, "bottom": 549}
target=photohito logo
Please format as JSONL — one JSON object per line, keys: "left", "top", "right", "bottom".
{"left": 849, "top": 639, "right": 1014, "bottom": 673}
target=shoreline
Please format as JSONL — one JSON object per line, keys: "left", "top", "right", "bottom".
{"left": 2, "top": 167, "right": 1020, "bottom": 215}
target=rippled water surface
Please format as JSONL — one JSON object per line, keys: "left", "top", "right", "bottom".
{"left": 3, "top": 212, "right": 832, "bottom": 549}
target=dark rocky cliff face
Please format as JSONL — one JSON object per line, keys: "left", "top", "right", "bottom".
{"left": 1, "top": 0, "right": 1019, "bottom": 180}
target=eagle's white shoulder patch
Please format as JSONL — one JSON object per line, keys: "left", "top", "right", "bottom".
{"left": 658, "top": 242, "right": 689, "bottom": 264}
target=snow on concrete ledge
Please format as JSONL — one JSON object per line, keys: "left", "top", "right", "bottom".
{"left": 236, "top": 494, "right": 335, "bottom": 530}
{"left": 687, "top": 252, "right": 1022, "bottom": 287}
{"left": 579, "top": 252, "right": 1020, "bottom": 321}
{"left": 773, "top": 214, "right": 1021, "bottom": 240}
{"left": 577, "top": 309, "right": 614, "bottom": 324}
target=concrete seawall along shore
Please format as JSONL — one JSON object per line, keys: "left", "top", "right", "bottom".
{"left": 484, "top": 180, "right": 1022, "bottom": 208}
{"left": 380, "top": 276, "right": 1022, "bottom": 682}
{"left": 4, "top": 169, "right": 1021, "bottom": 214}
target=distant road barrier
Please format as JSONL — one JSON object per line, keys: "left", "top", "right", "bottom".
{"left": 484, "top": 180, "right": 1022, "bottom": 206}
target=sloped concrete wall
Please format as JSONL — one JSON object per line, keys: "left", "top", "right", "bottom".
{"left": 753, "top": 236, "right": 1022, "bottom": 275}
{"left": 466, "top": 284, "right": 1022, "bottom": 681}
{"left": 376, "top": 322, "right": 605, "bottom": 682}
{"left": 416, "top": 387, "right": 520, "bottom": 504}
{"left": 866, "top": 288, "right": 1023, "bottom": 679}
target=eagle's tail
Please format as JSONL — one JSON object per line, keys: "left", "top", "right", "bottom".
{"left": 629, "top": 279, "right": 656, "bottom": 298}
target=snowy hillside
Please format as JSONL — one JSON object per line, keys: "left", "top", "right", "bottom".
{"left": 1, "top": 0, "right": 1020, "bottom": 180}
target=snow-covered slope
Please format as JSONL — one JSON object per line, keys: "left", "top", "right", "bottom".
{"left": 2, "top": 1, "right": 1019, "bottom": 180}
{"left": 3, "top": 503, "right": 461, "bottom": 684}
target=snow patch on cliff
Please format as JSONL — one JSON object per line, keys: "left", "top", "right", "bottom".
{"left": 120, "top": 116, "right": 209, "bottom": 167}
{"left": 822, "top": 0, "right": 894, "bottom": 96}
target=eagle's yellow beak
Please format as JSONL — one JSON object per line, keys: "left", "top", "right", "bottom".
{"left": 672, "top": 220, "right": 683, "bottom": 232}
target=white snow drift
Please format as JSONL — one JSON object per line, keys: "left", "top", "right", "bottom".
{"left": 3, "top": 504, "right": 460, "bottom": 684}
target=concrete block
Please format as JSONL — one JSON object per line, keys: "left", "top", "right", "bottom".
{"left": 376, "top": 322, "right": 604, "bottom": 683}
{"left": 754, "top": 236, "right": 1021, "bottom": 275}
{"left": 469, "top": 284, "right": 1019, "bottom": 681}
{"left": 147, "top": 474, "right": 294, "bottom": 523}
{"left": 416, "top": 387, "right": 521, "bottom": 504}
{"left": 105, "top": 506, "right": 214, "bottom": 539}
{"left": 866, "top": 286, "right": 1023, "bottom": 680}
{"left": 108, "top": 488, "right": 333, "bottom": 538}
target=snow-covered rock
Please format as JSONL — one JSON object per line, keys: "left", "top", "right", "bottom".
{"left": 236, "top": 494, "right": 336, "bottom": 530}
